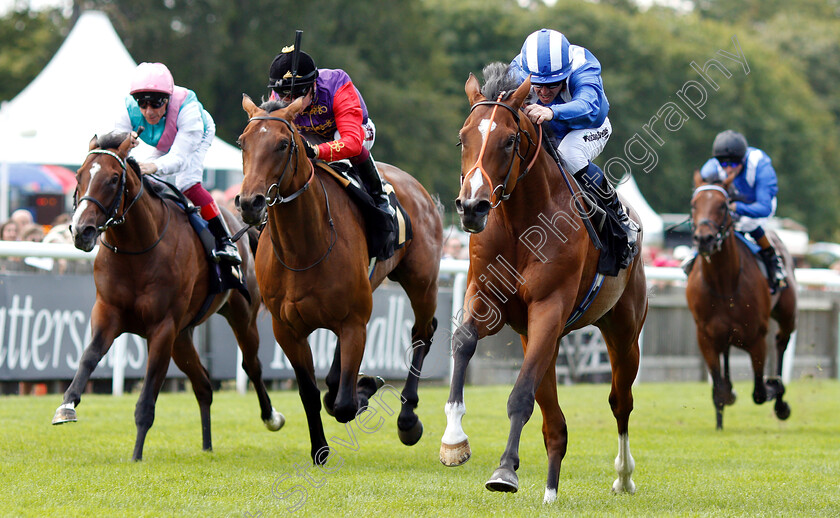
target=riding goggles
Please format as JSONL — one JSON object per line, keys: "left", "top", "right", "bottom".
{"left": 716, "top": 157, "right": 742, "bottom": 168}
{"left": 533, "top": 81, "right": 563, "bottom": 91}
{"left": 271, "top": 83, "right": 312, "bottom": 99}
{"left": 133, "top": 93, "right": 169, "bottom": 109}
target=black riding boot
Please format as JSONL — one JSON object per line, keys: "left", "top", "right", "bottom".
{"left": 574, "top": 163, "right": 638, "bottom": 255}
{"left": 354, "top": 155, "right": 394, "bottom": 214}
{"left": 758, "top": 246, "right": 785, "bottom": 294}
{"left": 207, "top": 215, "right": 242, "bottom": 265}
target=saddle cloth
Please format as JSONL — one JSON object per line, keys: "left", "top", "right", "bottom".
{"left": 314, "top": 161, "right": 412, "bottom": 261}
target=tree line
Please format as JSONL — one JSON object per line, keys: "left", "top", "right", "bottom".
{"left": 2, "top": 0, "right": 839, "bottom": 240}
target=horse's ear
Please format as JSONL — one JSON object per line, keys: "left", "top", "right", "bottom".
{"left": 284, "top": 96, "right": 306, "bottom": 120}
{"left": 242, "top": 94, "right": 260, "bottom": 118}
{"left": 509, "top": 75, "right": 532, "bottom": 110}
{"left": 117, "top": 134, "right": 133, "bottom": 157}
{"left": 89, "top": 135, "right": 98, "bottom": 151}
{"left": 465, "top": 73, "right": 486, "bottom": 106}
{"left": 693, "top": 169, "right": 704, "bottom": 188}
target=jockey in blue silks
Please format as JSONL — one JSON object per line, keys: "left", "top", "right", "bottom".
{"left": 509, "top": 28, "right": 636, "bottom": 258}
{"left": 688, "top": 129, "right": 787, "bottom": 293}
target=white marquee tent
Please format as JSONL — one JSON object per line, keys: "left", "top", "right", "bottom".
{"left": 0, "top": 10, "right": 243, "bottom": 218}
{"left": 616, "top": 174, "right": 664, "bottom": 247}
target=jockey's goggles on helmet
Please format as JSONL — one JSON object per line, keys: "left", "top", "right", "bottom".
{"left": 717, "top": 157, "right": 742, "bottom": 168}
{"left": 133, "top": 92, "right": 169, "bottom": 109}
{"left": 271, "top": 83, "right": 312, "bottom": 99}
{"left": 533, "top": 81, "right": 563, "bottom": 90}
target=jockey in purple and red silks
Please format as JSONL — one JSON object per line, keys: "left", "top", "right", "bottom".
{"left": 115, "top": 62, "right": 241, "bottom": 265}
{"left": 266, "top": 47, "right": 393, "bottom": 217}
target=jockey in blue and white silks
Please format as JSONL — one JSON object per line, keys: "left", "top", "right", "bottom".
{"left": 509, "top": 28, "right": 635, "bottom": 268}
{"left": 687, "top": 129, "right": 786, "bottom": 293}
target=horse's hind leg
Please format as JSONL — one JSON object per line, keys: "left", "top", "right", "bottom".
{"left": 53, "top": 306, "right": 121, "bottom": 425}
{"left": 600, "top": 322, "right": 641, "bottom": 494}
{"left": 220, "top": 298, "right": 284, "bottom": 431}
{"left": 171, "top": 330, "right": 213, "bottom": 452}
{"left": 133, "top": 325, "right": 177, "bottom": 461}
{"left": 769, "top": 294, "right": 796, "bottom": 421}
{"left": 698, "top": 334, "right": 730, "bottom": 430}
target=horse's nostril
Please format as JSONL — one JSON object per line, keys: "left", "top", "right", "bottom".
{"left": 234, "top": 195, "right": 240, "bottom": 210}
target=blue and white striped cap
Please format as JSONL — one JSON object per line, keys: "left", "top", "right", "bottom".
{"left": 518, "top": 28, "right": 571, "bottom": 84}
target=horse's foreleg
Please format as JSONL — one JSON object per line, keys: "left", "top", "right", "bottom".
{"left": 223, "top": 300, "right": 284, "bottom": 431}
{"left": 531, "top": 335, "right": 567, "bottom": 504}
{"left": 52, "top": 307, "right": 121, "bottom": 425}
{"left": 487, "top": 316, "right": 562, "bottom": 494}
{"left": 440, "top": 320, "right": 478, "bottom": 467}
{"left": 133, "top": 326, "right": 177, "bottom": 461}
{"left": 397, "top": 317, "right": 437, "bottom": 446}
{"left": 171, "top": 330, "right": 214, "bottom": 452}
{"left": 698, "top": 333, "right": 728, "bottom": 429}
{"left": 747, "top": 338, "right": 770, "bottom": 405}
{"left": 323, "top": 340, "right": 342, "bottom": 417}
{"left": 333, "top": 322, "right": 367, "bottom": 423}
{"left": 277, "top": 323, "right": 328, "bottom": 463}
{"left": 770, "top": 329, "right": 792, "bottom": 420}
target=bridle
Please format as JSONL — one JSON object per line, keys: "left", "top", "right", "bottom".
{"left": 461, "top": 94, "right": 542, "bottom": 208}
{"left": 76, "top": 149, "right": 170, "bottom": 255}
{"left": 690, "top": 184, "right": 733, "bottom": 255}
{"left": 244, "top": 115, "right": 336, "bottom": 271}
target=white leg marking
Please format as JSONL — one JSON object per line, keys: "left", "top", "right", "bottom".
{"left": 58, "top": 402, "right": 75, "bottom": 411}
{"left": 263, "top": 407, "right": 285, "bottom": 431}
{"left": 442, "top": 401, "right": 468, "bottom": 444}
{"left": 543, "top": 487, "right": 557, "bottom": 504}
{"left": 612, "top": 433, "right": 636, "bottom": 494}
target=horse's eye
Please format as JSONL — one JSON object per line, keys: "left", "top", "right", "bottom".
{"left": 110, "top": 174, "right": 120, "bottom": 185}
{"left": 505, "top": 135, "right": 516, "bottom": 150}
{"left": 277, "top": 140, "right": 289, "bottom": 152}
{"left": 235, "top": 138, "right": 242, "bottom": 149}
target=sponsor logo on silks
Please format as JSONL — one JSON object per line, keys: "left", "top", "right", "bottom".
{"left": 583, "top": 127, "right": 610, "bottom": 143}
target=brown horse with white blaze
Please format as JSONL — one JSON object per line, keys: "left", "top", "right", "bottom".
{"left": 236, "top": 95, "right": 442, "bottom": 463}
{"left": 52, "top": 132, "right": 283, "bottom": 461}
{"left": 686, "top": 172, "right": 796, "bottom": 430}
{"left": 439, "top": 68, "right": 647, "bottom": 503}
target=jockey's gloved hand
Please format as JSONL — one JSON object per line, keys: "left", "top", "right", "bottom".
{"left": 303, "top": 140, "right": 318, "bottom": 159}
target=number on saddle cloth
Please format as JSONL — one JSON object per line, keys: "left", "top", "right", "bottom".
{"left": 314, "top": 161, "right": 413, "bottom": 261}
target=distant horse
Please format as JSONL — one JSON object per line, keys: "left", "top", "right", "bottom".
{"left": 439, "top": 69, "right": 648, "bottom": 503}
{"left": 236, "top": 95, "right": 442, "bottom": 462}
{"left": 686, "top": 171, "right": 796, "bottom": 429}
{"left": 52, "top": 132, "right": 284, "bottom": 461}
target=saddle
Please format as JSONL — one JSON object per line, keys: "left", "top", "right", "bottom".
{"left": 143, "top": 175, "right": 250, "bottom": 324}
{"left": 313, "top": 160, "right": 412, "bottom": 261}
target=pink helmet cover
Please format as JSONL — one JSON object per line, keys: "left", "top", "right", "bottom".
{"left": 129, "top": 62, "right": 174, "bottom": 95}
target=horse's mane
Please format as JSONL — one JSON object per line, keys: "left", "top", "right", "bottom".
{"left": 260, "top": 99, "right": 287, "bottom": 112}
{"left": 480, "top": 62, "right": 529, "bottom": 102}
{"left": 97, "top": 131, "right": 130, "bottom": 150}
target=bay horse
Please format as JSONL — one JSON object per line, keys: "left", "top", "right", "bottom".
{"left": 236, "top": 95, "right": 442, "bottom": 462}
{"left": 52, "top": 132, "right": 284, "bottom": 461}
{"left": 440, "top": 67, "right": 647, "bottom": 503}
{"left": 686, "top": 171, "right": 796, "bottom": 430}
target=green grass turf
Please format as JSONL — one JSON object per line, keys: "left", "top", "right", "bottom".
{"left": 0, "top": 379, "right": 838, "bottom": 517}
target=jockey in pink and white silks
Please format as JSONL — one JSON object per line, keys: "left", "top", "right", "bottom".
{"left": 115, "top": 62, "right": 241, "bottom": 265}
{"left": 509, "top": 28, "right": 637, "bottom": 261}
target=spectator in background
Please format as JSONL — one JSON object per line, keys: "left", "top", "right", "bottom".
{"left": 19, "top": 224, "right": 44, "bottom": 243}
{"left": 10, "top": 209, "right": 34, "bottom": 229}
{"left": 0, "top": 220, "right": 18, "bottom": 241}
{"left": 443, "top": 235, "right": 466, "bottom": 260}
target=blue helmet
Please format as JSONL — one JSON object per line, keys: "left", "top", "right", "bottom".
{"left": 517, "top": 29, "right": 572, "bottom": 84}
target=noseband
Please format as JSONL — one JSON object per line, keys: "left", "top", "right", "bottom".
{"left": 462, "top": 95, "right": 542, "bottom": 208}
{"left": 76, "top": 149, "right": 144, "bottom": 231}
{"left": 690, "top": 184, "right": 733, "bottom": 254}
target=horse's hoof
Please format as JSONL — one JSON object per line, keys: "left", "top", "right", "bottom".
{"left": 485, "top": 467, "right": 518, "bottom": 493}
{"left": 440, "top": 439, "right": 471, "bottom": 466}
{"left": 725, "top": 390, "right": 737, "bottom": 406}
{"left": 775, "top": 401, "right": 791, "bottom": 421}
{"left": 52, "top": 403, "right": 77, "bottom": 425}
{"left": 543, "top": 487, "right": 557, "bottom": 504}
{"left": 398, "top": 419, "right": 423, "bottom": 446}
{"left": 612, "top": 476, "right": 636, "bottom": 494}
{"left": 264, "top": 408, "right": 286, "bottom": 431}
{"left": 765, "top": 377, "right": 785, "bottom": 398}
